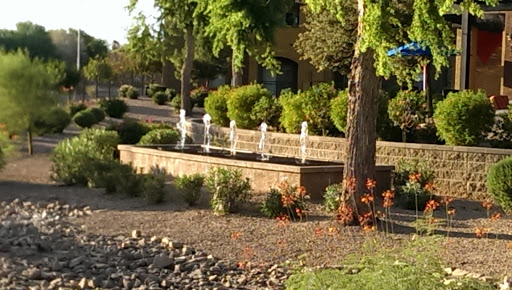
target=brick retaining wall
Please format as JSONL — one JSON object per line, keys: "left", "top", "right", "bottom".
{"left": 186, "top": 122, "right": 512, "bottom": 200}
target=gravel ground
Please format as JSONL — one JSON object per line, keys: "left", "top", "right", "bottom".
{"left": 2, "top": 96, "right": 512, "bottom": 288}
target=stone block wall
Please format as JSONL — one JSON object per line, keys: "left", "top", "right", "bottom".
{"left": 186, "top": 121, "right": 512, "bottom": 200}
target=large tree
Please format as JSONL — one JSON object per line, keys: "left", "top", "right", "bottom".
{"left": 201, "top": 0, "right": 293, "bottom": 86}
{"left": 304, "top": 0, "right": 498, "bottom": 224}
{"left": 0, "top": 22, "right": 59, "bottom": 61}
{"left": 0, "top": 50, "right": 63, "bottom": 155}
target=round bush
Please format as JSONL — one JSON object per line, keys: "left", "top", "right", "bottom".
{"left": 33, "top": 106, "right": 71, "bottom": 135}
{"left": 434, "top": 90, "right": 494, "bottom": 146}
{"left": 87, "top": 107, "right": 105, "bottom": 123}
{"left": 165, "top": 88, "right": 177, "bottom": 100}
{"left": 146, "top": 84, "right": 166, "bottom": 98}
{"left": 487, "top": 157, "right": 512, "bottom": 213}
{"left": 227, "top": 84, "right": 272, "bottom": 129}
{"left": 204, "top": 86, "right": 230, "bottom": 127}
{"left": 170, "top": 96, "right": 182, "bottom": 113}
{"left": 190, "top": 87, "right": 208, "bottom": 108}
{"left": 329, "top": 89, "right": 349, "bottom": 133}
{"left": 68, "top": 102, "right": 87, "bottom": 117}
{"left": 107, "top": 119, "right": 150, "bottom": 144}
{"left": 152, "top": 91, "right": 168, "bottom": 105}
{"left": 118, "top": 84, "right": 131, "bottom": 98}
{"left": 388, "top": 90, "right": 428, "bottom": 142}
{"left": 138, "top": 129, "right": 180, "bottom": 145}
{"left": 251, "top": 95, "right": 281, "bottom": 129}
{"left": 72, "top": 110, "right": 97, "bottom": 128}
{"left": 99, "top": 98, "right": 128, "bottom": 119}
{"left": 126, "top": 86, "right": 140, "bottom": 99}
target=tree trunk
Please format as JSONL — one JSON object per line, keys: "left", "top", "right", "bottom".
{"left": 341, "top": 0, "right": 381, "bottom": 225}
{"left": 27, "top": 128, "right": 33, "bottom": 156}
{"left": 231, "top": 59, "right": 243, "bottom": 87}
{"left": 180, "top": 25, "right": 194, "bottom": 116}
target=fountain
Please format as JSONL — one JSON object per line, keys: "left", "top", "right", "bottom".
{"left": 257, "top": 122, "right": 270, "bottom": 161}
{"left": 176, "top": 109, "right": 187, "bottom": 150}
{"left": 299, "top": 121, "right": 308, "bottom": 164}
{"left": 202, "top": 114, "right": 212, "bottom": 153}
{"left": 229, "top": 120, "right": 237, "bottom": 156}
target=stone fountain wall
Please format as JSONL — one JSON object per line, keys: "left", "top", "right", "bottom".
{"left": 186, "top": 121, "right": 512, "bottom": 200}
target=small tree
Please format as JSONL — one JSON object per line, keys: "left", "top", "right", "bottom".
{"left": 388, "top": 90, "right": 428, "bottom": 142}
{"left": 83, "top": 57, "right": 113, "bottom": 98}
{"left": 0, "top": 50, "right": 62, "bottom": 155}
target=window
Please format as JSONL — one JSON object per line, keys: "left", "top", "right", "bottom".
{"left": 285, "top": 4, "right": 300, "bottom": 27}
{"left": 259, "top": 58, "right": 298, "bottom": 96}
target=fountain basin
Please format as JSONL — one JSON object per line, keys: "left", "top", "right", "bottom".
{"left": 118, "top": 144, "right": 394, "bottom": 199}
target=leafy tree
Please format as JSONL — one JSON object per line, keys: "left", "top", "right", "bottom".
{"left": 304, "top": 0, "right": 499, "bottom": 224}
{"left": 0, "top": 50, "right": 63, "bottom": 155}
{"left": 0, "top": 22, "right": 59, "bottom": 60}
{"left": 83, "top": 57, "right": 114, "bottom": 98}
{"left": 294, "top": 7, "right": 356, "bottom": 75}
{"left": 201, "top": 0, "right": 293, "bottom": 86}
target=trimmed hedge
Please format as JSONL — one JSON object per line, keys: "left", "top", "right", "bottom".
{"left": 487, "top": 157, "right": 512, "bottom": 213}
{"left": 72, "top": 110, "right": 97, "bottom": 128}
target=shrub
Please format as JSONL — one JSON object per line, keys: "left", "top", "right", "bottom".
{"left": 51, "top": 128, "right": 119, "bottom": 185}
{"left": 141, "top": 120, "right": 174, "bottom": 131}
{"left": 393, "top": 159, "right": 435, "bottom": 210}
{"left": 118, "top": 84, "right": 130, "bottom": 98}
{"left": 72, "top": 110, "right": 97, "bottom": 128}
{"left": 68, "top": 102, "right": 87, "bottom": 117}
{"left": 170, "top": 95, "right": 181, "bottom": 113}
{"left": 260, "top": 181, "right": 309, "bottom": 220}
{"left": 107, "top": 119, "right": 150, "bottom": 144}
{"left": 329, "top": 89, "right": 349, "bottom": 134}
{"left": 487, "top": 157, "right": 512, "bottom": 213}
{"left": 33, "top": 106, "right": 71, "bottom": 135}
{"left": 141, "top": 166, "right": 167, "bottom": 204}
{"left": 152, "top": 91, "right": 168, "bottom": 105}
{"left": 0, "top": 147, "right": 4, "bottom": 171}
{"left": 87, "top": 107, "right": 106, "bottom": 123}
{"left": 388, "top": 90, "right": 428, "bottom": 142}
{"left": 323, "top": 183, "right": 342, "bottom": 213}
{"left": 377, "top": 91, "right": 402, "bottom": 141}
{"left": 434, "top": 90, "right": 494, "bottom": 146}
{"left": 174, "top": 174, "right": 205, "bottom": 206}
{"left": 205, "top": 167, "right": 251, "bottom": 215}
{"left": 487, "top": 115, "right": 512, "bottom": 149}
{"left": 165, "top": 88, "right": 177, "bottom": 100}
{"left": 138, "top": 129, "right": 180, "bottom": 145}
{"left": 190, "top": 87, "right": 208, "bottom": 107}
{"left": 99, "top": 98, "right": 128, "bottom": 119}
{"left": 227, "top": 84, "right": 273, "bottom": 129}
{"left": 126, "top": 86, "right": 140, "bottom": 99}
{"left": 204, "top": 86, "right": 231, "bottom": 127}
{"left": 279, "top": 83, "right": 338, "bottom": 135}
{"left": 147, "top": 84, "right": 166, "bottom": 98}
{"left": 251, "top": 94, "right": 282, "bottom": 129}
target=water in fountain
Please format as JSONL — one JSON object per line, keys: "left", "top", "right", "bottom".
{"left": 176, "top": 109, "right": 187, "bottom": 149}
{"left": 258, "top": 122, "right": 270, "bottom": 161}
{"left": 229, "top": 120, "right": 237, "bottom": 156}
{"left": 299, "top": 121, "right": 308, "bottom": 164}
{"left": 203, "top": 114, "right": 212, "bottom": 153}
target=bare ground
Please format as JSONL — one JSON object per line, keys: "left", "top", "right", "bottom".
{"left": 1, "top": 96, "right": 512, "bottom": 279}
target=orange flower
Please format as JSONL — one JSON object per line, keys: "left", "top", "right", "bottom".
{"left": 231, "top": 232, "right": 241, "bottom": 240}
{"left": 344, "top": 176, "right": 356, "bottom": 193}
{"left": 441, "top": 196, "right": 454, "bottom": 206}
{"left": 482, "top": 201, "right": 493, "bottom": 211}
{"left": 281, "top": 194, "right": 296, "bottom": 207}
{"left": 423, "top": 182, "right": 435, "bottom": 192}
{"left": 382, "top": 190, "right": 395, "bottom": 199}
{"left": 314, "top": 227, "right": 323, "bottom": 236}
{"left": 447, "top": 208, "right": 456, "bottom": 216}
{"left": 327, "top": 226, "right": 338, "bottom": 235}
{"left": 408, "top": 173, "right": 421, "bottom": 183}
{"left": 237, "top": 261, "right": 247, "bottom": 269}
{"left": 382, "top": 190, "right": 394, "bottom": 208}
{"left": 362, "top": 225, "right": 376, "bottom": 232}
{"left": 297, "top": 186, "right": 307, "bottom": 197}
{"left": 360, "top": 193, "right": 374, "bottom": 204}
{"left": 474, "top": 227, "right": 488, "bottom": 238}
{"left": 491, "top": 212, "right": 502, "bottom": 221}
{"left": 424, "top": 200, "right": 440, "bottom": 212}
{"left": 365, "top": 178, "right": 376, "bottom": 190}
{"left": 276, "top": 214, "right": 289, "bottom": 227}
{"left": 337, "top": 203, "right": 354, "bottom": 225}
{"left": 295, "top": 207, "right": 303, "bottom": 217}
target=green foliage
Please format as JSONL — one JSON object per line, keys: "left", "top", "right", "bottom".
{"left": 138, "top": 129, "right": 180, "bottom": 145}
{"left": 51, "top": 128, "right": 119, "bottom": 185}
{"left": 72, "top": 110, "right": 97, "bottom": 128}
{"left": 107, "top": 119, "right": 150, "bottom": 144}
{"left": 279, "top": 83, "right": 338, "bottom": 135}
{"left": 146, "top": 84, "right": 166, "bottom": 98}
{"left": 260, "top": 181, "right": 309, "bottom": 220}
{"left": 323, "top": 183, "right": 342, "bottom": 213}
{"left": 119, "top": 84, "right": 139, "bottom": 99}
{"left": 87, "top": 107, "right": 106, "bottom": 123}
{"left": 251, "top": 94, "right": 282, "bottom": 129}
{"left": 393, "top": 159, "right": 435, "bottom": 210}
{"left": 434, "top": 90, "right": 495, "bottom": 146}
{"left": 487, "top": 115, "right": 512, "bottom": 149}
{"left": 68, "top": 102, "right": 88, "bottom": 117}
{"left": 170, "top": 95, "right": 182, "bottom": 113}
{"left": 0, "top": 147, "right": 4, "bottom": 171}
{"left": 388, "top": 90, "right": 428, "bottom": 140}
{"left": 0, "top": 50, "right": 61, "bottom": 148}
{"left": 329, "top": 89, "right": 349, "bottom": 133}
{"left": 205, "top": 167, "right": 251, "bottom": 215}
{"left": 152, "top": 91, "right": 169, "bottom": 105}
{"left": 83, "top": 57, "right": 113, "bottom": 84}
{"left": 227, "top": 84, "right": 273, "bottom": 129}
{"left": 190, "top": 87, "right": 208, "bottom": 108}
{"left": 0, "top": 22, "right": 59, "bottom": 60}
{"left": 166, "top": 88, "right": 177, "bottom": 100}
{"left": 204, "top": 85, "right": 230, "bottom": 127}
{"left": 141, "top": 166, "right": 167, "bottom": 204}
{"left": 487, "top": 157, "right": 512, "bottom": 213}
{"left": 285, "top": 236, "right": 494, "bottom": 290}
{"left": 377, "top": 91, "right": 402, "bottom": 141}
{"left": 174, "top": 173, "right": 205, "bottom": 206}
{"left": 118, "top": 84, "right": 131, "bottom": 98}
{"left": 33, "top": 106, "right": 71, "bottom": 135}
{"left": 294, "top": 7, "right": 356, "bottom": 74}
{"left": 99, "top": 98, "right": 128, "bottom": 119}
